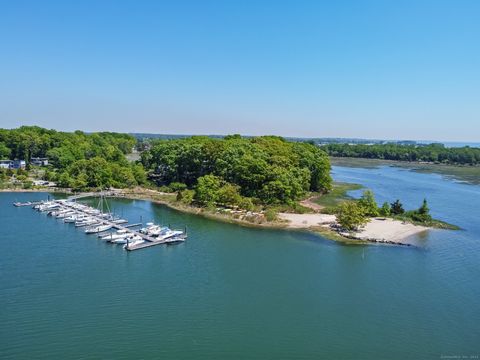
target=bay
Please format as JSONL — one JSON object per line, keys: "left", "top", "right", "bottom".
{"left": 1, "top": 164, "right": 479, "bottom": 359}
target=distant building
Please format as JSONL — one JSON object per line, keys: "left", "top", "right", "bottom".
{"left": 12, "top": 160, "right": 26, "bottom": 169}
{"left": 0, "top": 160, "right": 26, "bottom": 169}
{"left": 0, "top": 160, "right": 13, "bottom": 169}
{"left": 30, "top": 157, "right": 49, "bottom": 166}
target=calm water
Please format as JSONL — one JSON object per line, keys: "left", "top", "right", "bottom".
{"left": 1, "top": 165, "right": 479, "bottom": 359}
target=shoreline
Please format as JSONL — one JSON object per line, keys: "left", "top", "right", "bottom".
{"left": 117, "top": 189, "right": 431, "bottom": 246}
{"left": 2, "top": 187, "right": 435, "bottom": 246}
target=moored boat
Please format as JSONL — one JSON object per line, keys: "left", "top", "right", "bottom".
{"left": 85, "top": 224, "right": 113, "bottom": 234}
{"left": 100, "top": 229, "right": 129, "bottom": 241}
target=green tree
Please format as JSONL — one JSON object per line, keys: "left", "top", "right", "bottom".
{"left": 143, "top": 135, "right": 333, "bottom": 205}
{"left": 131, "top": 163, "right": 147, "bottom": 185}
{"left": 0, "top": 142, "right": 11, "bottom": 158}
{"left": 72, "top": 173, "right": 88, "bottom": 191}
{"left": 410, "top": 198, "right": 432, "bottom": 222}
{"left": 379, "top": 202, "right": 391, "bottom": 216}
{"left": 418, "top": 198, "right": 430, "bottom": 215}
{"left": 194, "top": 174, "right": 223, "bottom": 206}
{"left": 390, "top": 199, "right": 405, "bottom": 215}
{"left": 0, "top": 169, "right": 6, "bottom": 182}
{"left": 57, "top": 172, "right": 73, "bottom": 188}
{"left": 217, "top": 183, "right": 242, "bottom": 206}
{"left": 358, "top": 190, "right": 379, "bottom": 216}
{"left": 336, "top": 201, "right": 368, "bottom": 231}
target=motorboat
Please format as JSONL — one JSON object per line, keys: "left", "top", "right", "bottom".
{"left": 114, "top": 234, "right": 142, "bottom": 245}
{"left": 55, "top": 211, "right": 75, "bottom": 219}
{"left": 100, "top": 229, "right": 129, "bottom": 241}
{"left": 123, "top": 236, "right": 145, "bottom": 249}
{"left": 139, "top": 223, "right": 170, "bottom": 236}
{"left": 75, "top": 218, "right": 100, "bottom": 227}
{"left": 38, "top": 202, "right": 61, "bottom": 212}
{"left": 111, "top": 218, "right": 128, "bottom": 224}
{"left": 64, "top": 214, "right": 88, "bottom": 223}
{"left": 139, "top": 222, "right": 156, "bottom": 234}
{"left": 85, "top": 224, "right": 113, "bottom": 234}
{"left": 164, "top": 236, "right": 186, "bottom": 244}
{"left": 157, "top": 229, "right": 184, "bottom": 241}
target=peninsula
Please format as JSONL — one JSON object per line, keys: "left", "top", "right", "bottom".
{"left": 1, "top": 126, "right": 458, "bottom": 245}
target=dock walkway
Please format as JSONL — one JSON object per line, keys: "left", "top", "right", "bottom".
{"left": 59, "top": 201, "right": 185, "bottom": 251}
{"left": 15, "top": 193, "right": 187, "bottom": 252}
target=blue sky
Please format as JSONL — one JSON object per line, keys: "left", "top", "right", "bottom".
{"left": 0, "top": 0, "right": 479, "bottom": 141}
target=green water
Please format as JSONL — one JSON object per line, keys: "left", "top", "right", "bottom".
{"left": 1, "top": 165, "right": 479, "bottom": 359}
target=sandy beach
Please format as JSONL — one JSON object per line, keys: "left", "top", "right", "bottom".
{"left": 351, "top": 218, "right": 429, "bottom": 244}
{"left": 278, "top": 212, "right": 429, "bottom": 245}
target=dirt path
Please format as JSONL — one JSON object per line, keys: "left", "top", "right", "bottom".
{"left": 299, "top": 196, "right": 324, "bottom": 212}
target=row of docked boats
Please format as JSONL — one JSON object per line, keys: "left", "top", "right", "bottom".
{"left": 30, "top": 198, "right": 187, "bottom": 250}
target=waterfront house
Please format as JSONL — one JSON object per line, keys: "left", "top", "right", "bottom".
{"left": 12, "top": 160, "right": 26, "bottom": 169}
{"left": 0, "top": 160, "right": 26, "bottom": 169}
{"left": 0, "top": 160, "right": 13, "bottom": 169}
{"left": 31, "top": 157, "right": 49, "bottom": 166}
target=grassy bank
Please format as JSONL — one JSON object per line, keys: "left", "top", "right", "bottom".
{"left": 312, "top": 182, "right": 363, "bottom": 211}
{"left": 392, "top": 215, "right": 460, "bottom": 230}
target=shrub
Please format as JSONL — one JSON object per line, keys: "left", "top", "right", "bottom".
{"left": 177, "top": 189, "right": 195, "bottom": 205}
{"left": 169, "top": 182, "right": 187, "bottom": 192}
{"left": 265, "top": 209, "right": 278, "bottom": 222}
{"left": 23, "top": 181, "right": 33, "bottom": 189}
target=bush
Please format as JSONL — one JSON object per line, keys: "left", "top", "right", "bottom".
{"left": 265, "top": 208, "right": 278, "bottom": 222}
{"left": 23, "top": 181, "right": 33, "bottom": 189}
{"left": 238, "top": 197, "right": 255, "bottom": 211}
{"left": 169, "top": 182, "right": 187, "bottom": 192}
{"left": 177, "top": 189, "right": 195, "bottom": 205}
{"left": 16, "top": 168, "right": 28, "bottom": 176}
{"left": 158, "top": 185, "right": 172, "bottom": 193}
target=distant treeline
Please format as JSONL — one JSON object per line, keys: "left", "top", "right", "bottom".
{"left": 0, "top": 126, "right": 146, "bottom": 189}
{"left": 141, "top": 135, "right": 332, "bottom": 206}
{"left": 322, "top": 143, "right": 480, "bottom": 165}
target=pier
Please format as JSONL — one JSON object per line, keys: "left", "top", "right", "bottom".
{"left": 16, "top": 195, "right": 187, "bottom": 252}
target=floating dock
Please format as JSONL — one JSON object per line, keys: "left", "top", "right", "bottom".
{"left": 16, "top": 193, "right": 187, "bottom": 252}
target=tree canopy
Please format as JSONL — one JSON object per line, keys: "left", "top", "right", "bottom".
{"left": 0, "top": 126, "right": 145, "bottom": 189}
{"left": 142, "top": 135, "right": 332, "bottom": 205}
{"left": 323, "top": 143, "right": 480, "bottom": 165}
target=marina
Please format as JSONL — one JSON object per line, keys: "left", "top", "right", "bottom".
{"left": 14, "top": 193, "right": 187, "bottom": 251}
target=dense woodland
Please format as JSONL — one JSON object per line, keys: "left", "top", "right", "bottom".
{"left": 323, "top": 143, "right": 480, "bottom": 165}
{"left": 141, "top": 135, "right": 332, "bottom": 206}
{"left": 0, "top": 126, "right": 146, "bottom": 189}
{"left": 1, "top": 128, "right": 332, "bottom": 208}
